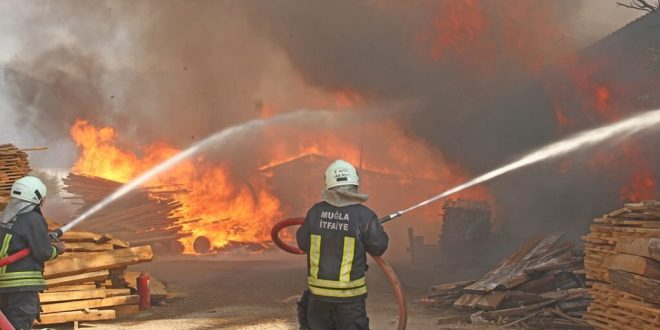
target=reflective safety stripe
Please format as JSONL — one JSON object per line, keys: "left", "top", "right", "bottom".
{"left": 49, "top": 246, "right": 58, "bottom": 261}
{"left": 0, "top": 271, "right": 44, "bottom": 280}
{"left": 308, "top": 285, "right": 367, "bottom": 298}
{"left": 0, "top": 234, "right": 12, "bottom": 274}
{"left": 339, "top": 236, "right": 355, "bottom": 282}
{"left": 0, "top": 271, "right": 46, "bottom": 289}
{"left": 307, "top": 233, "right": 366, "bottom": 298}
{"left": 308, "top": 276, "right": 365, "bottom": 289}
{"left": 0, "top": 279, "right": 47, "bottom": 288}
{"left": 309, "top": 235, "right": 321, "bottom": 278}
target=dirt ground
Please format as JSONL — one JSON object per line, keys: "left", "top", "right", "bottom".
{"left": 45, "top": 253, "right": 504, "bottom": 330}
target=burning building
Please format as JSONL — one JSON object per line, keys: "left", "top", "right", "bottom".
{"left": 0, "top": 1, "right": 656, "bottom": 257}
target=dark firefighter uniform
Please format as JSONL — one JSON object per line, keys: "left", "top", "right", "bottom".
{"left": 296, "top": 201, "right": 389, "bottom": 330}
{"left": 0, "top": 207, "right": 59, "bottom": 330}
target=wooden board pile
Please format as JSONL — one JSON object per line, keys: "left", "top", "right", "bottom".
{"left": 419, "top": 232, "right": 591, "bottom": 328}
{"left": 63, "top": 173, "right": 190, "bottom": 252}
{"left": 0, "top": 144, "right": 31, "bottom": 209}
{"left": 36, "top": 230, "right": 154, "bottom": 325}
{"left": 582, "top": 200, "right": 660, "bottom": 330}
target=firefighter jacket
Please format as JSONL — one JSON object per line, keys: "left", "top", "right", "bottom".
{"left": 0, "top": 207, "right": 58, "bottom": 292}
{"left": 296, "top": 201, "right": 389, "bottom": 302}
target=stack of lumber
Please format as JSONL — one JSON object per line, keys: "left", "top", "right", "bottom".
{"left": 0, "top": 144, "right": 31, "bottom": 210}
{"left": 63, "top": 173, "right": 190, "bottom": 252}
{"left": 582, "top": 200, "right": 660, "bottom": 330}
{"left": 420, "top": 232, "right": 591, "bottom": 328}
{"left": 36, "top": 230, "right": 154, "bottom": 325}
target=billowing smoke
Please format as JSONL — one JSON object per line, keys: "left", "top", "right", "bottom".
{"left": 239, "top": 1, "right": 659, "bottom": 241}
{"left": 0, "top": 1, "right": 656, "bottom": 253}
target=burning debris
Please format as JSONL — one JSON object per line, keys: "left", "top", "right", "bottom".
{"left": 0, "top": 144, "right": 165, "bottom": 327}
{"left": 419, "top": 232, "right": 591, "bottom": 328}
{"left": 582, "top": 200, "right": 660, "bottom": 329}
{"left": 62, "top": 173, "right": 188, "bottom": 253}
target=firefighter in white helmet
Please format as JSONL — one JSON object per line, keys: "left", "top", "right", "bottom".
{"left": 0, "top": 176, "right": 65, "bottom": 329}
{"left": 296, "top": 160, "right": 389, "bottom": 329}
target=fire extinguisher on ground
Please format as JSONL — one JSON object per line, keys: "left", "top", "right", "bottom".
{"left": 137, "top": 271, "right": 151, "bottom": 310}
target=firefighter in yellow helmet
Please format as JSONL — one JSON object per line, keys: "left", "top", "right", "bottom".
{"left": 296, "top": 160, "right": 389, "bottom": 329}
{"left": 0, "top": 176, "right": 65, "bottom": 329}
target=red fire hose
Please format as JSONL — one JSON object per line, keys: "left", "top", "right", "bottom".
{"left": 0, "top": 248, "right": 29, "bottom": 268}
{"left": 271, "top": 218, "right": 407, "bottom": 330}
{"left": 0, "top": 248, "right": 30, "bottom": 330}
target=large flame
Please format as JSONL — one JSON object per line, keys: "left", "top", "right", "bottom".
{"left": 71, "top": 119, "right": 282, "bottom": 252}
{"left": 549, "top": 55, "right": 657, "bottom": 202}
{"left": 70, "top": 113, "right": 493, "bottom": 252}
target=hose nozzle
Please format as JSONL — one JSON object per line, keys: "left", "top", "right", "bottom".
{"left": 48, "top": 228, "right": 63, "bottom": 241}
{"left": 379, "top": 211, "right": 403, "bottom": 224}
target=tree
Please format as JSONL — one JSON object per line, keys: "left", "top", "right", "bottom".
{"left": 617, "top": 0, "right": 660, "bottom": 13}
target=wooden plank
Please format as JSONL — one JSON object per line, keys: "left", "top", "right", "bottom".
{"left": 64, "top": 242, "right": 114, "bottom": 252}
{"left": 45, "top": 284, "right": 97, "bottom": 292}
{"left": 452, "top": 293, "right": 482, "bottom": 310}
{"left": 110, "top": 304, "right": 140, "bottom": 317}
{"left": 463, "top": 233, "right": 563, "bottom": 293}
{"left": 429, "top": 280, "right": 475, "bottom": 293}
{"left": 105, "top": 288, "right": 131, "bottom": 297}
{"left": 39, "top": 289, "right": 107, "bottom": 303}
{"left": 481, "top": 295, "right": 565, "bottom": 319}
{"left": 606, "top": 253, "right": 660, "bottom": 279}
{"left": 37, "top": 309, "right": 115, "bottom": 325}
{"left": 41, "top": 295, "right": 140, "bottom": 314}
{"left": 615, "top": 237, "right": 660, "bottom": 262}
{"left": 475, "top": 290, "right": 507, "bottom": 310}
{"left": 60, "top": 231, "right": 103, "bottom": 242}
{"left": 44, "top": 246, "right": 153, "bottom": 278}
{"left": 45, "top": 270, "right": 109, "bottom": 287}
{"left": 608, "top": 269, "right": 660, "bottom": 305}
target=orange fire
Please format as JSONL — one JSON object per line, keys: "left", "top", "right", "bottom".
{"left": 621, "top": 170, "right": 656, "bottom": 203}
{"left": 71, "top": 119, "right": 282, "bottom": 253}
{"left": 418, "top": 1, "right": 571, "bottom": 73}
{"left": 70, "top": 114, "right": 494, "bottom": 252}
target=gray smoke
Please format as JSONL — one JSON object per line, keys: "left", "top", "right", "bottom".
{"left": 0, "top": 1, "right": 655, "bottom": 248}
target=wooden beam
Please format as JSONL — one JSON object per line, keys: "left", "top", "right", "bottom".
{"left": 44, "top": 246, "right": 153, "bottom": 279}
{"left": 39, "top": 289, "right": 107, "bottom": 303}
{"left": 36, "top": 309, "right": 115, "bottom": 325}
{"left": 64, "top": 242, "right": 114, "bottom": 252}
{"left": 45, "top": 284, "right": 98, "bottom": 293}
{"left": 615, "top": 237, "right": 660, "bottom": 262}
{"left": 46, "top": 270, "right": 109, "bottom": 287}
{"left": 105, "top": 288, "right": 131, "bottom": 297}
{"left": 110, "top": 304, "right": 140, "bottom": 317}
{"left": 476, "top": 291, "right": 507, "bottom": 310}
{"left": 606, "top": 253, "right": 660, "bottom": 279}
{"left": 41, "top": 295, "right": 140, "bottom": 314}
{"left": 60, "top": 231, "right": 103, "bottom": 243}
{"left": 608, "top": 269, "right": 660, "bottom": 304}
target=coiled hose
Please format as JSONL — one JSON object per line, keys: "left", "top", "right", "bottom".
{"left": 271, "top": 218, "right": 407, "bottom": 330}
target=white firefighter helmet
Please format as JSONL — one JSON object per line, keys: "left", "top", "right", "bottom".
{"left": 325, "top": 160, "right": 359, "bottom": 190}
{"left": 11, "top": 176, "right": 47, "bottom": 204}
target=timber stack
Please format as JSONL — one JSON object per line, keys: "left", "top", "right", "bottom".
{"left": 0, "top": 144, "right": 31, "bottom": 209}
{"left": 36, "top": 228, "right": 155, "bottom": 326}
{"left": 420, "top": 232, "right": 591, "bottom": 328}
{"left": 582, "top": 200, "right": 660, "bottom": 329}
{"left": 63, "top": 173, "right": 190, "bottom": 253}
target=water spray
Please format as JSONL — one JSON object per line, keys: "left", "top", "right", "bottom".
{"left": 60, "top": 109, "right": 339, "bottom": 233}
{"left": 379, "top": 108, "right": 660, "bottom": 223}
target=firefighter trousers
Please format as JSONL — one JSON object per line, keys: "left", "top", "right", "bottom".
{"left": 0, "top": 291, "right": 40, "bottom": 330}
{"left": 306, "top": 295, "right": 369, "bottom": 330}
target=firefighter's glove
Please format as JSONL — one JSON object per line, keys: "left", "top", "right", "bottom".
{"left": 53, "top": 241, "right": 66, "bottom": 255}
